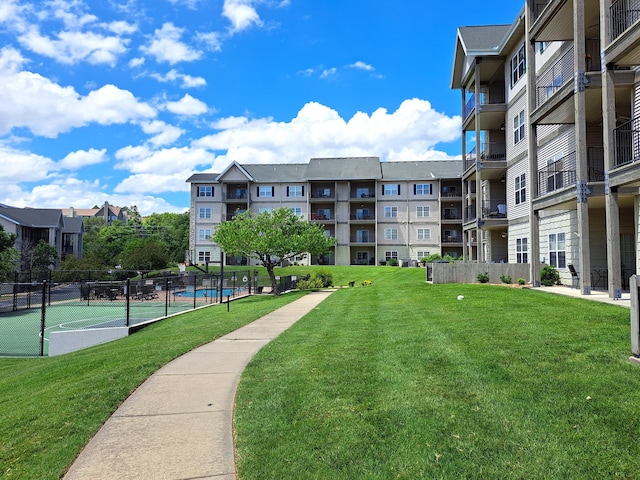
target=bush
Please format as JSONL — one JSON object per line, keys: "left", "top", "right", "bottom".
{"left": 314, "top": 268, "right": 333, "bottom": 287}
{"left": 477, "top": 272, "right": 490, "bottom": 283}
{"left": 500, "top": 274, "right": 512, "bottom": 284}
{"left": 387, "top": 258, "right": 399, "bottom": 267}
{"left": 297, "top": 276, "right": 323, "bottom": 290}
{"left": 540, "top": 265, "right": 560, "bottom": 286}
{"left": 517, "top": 277, "right": 526, "bottom": 285}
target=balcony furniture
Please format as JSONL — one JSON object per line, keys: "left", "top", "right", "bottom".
{"left": 568, "top": 264, "right": 579, "bottom": 289}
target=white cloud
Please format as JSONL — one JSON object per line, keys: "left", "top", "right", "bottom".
{"left": 223, "top": 0, "right": 262, "bottom": 33}
{"left": 165, "top": 94, "right": 208, "bottom": 116}
{"left": 18, "top": 25, "right": 129, "bottom": 65}
{"left": 149, "top": 68, "right": 207, "bottom": 88}
{"left": 195, "top": 31, "right": 222, "bottom": 52}
{"left": 59, "top": 148, "right": 108, "bottom": 169}
{"left": 141, "top": 22, "right": 201, "bottom": 65}
{"left": 113, "top": 145, "right": 216, "bottom": 194}
{"left": 139, "top": 120, "right": 184, "bottom": 147}
{"left": 0, "top": 144, "right": 57, "bottom": 183}
{"left": 195, "top": 99, "right": 461, "bottom": 168}
{"left": 349, "top": 61, "right": 374, "bottom": 71}
{"left": 0, "top": 52, "right": 156, "bottom": 137}
{"left": 129, "top": 56, "right": 145, "bottom": 68}
{"left": 106, "top": 20, "right": 137, "bottom": 35}
{"left": 320, "top": 67, "right": 337, "bottom": 79}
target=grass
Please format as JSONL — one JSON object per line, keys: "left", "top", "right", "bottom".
{"left": 0, "top": 291, "right": 304, "bottom": 480}
{"left": 235, "top": 268, "right": 640, "bottom": 479}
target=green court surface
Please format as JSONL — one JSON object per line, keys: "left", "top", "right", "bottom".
{"left": 0, "top": 299, "right": 198, "bottom": 357}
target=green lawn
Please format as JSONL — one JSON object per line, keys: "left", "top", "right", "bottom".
{"left": 235, "top": 268, "right": 640, "bottom": 479}
{"left": 0, "top": 292, "right": 304, "bottom": 480}
{"left": 2, "top": 266, "right": 638, "bottom": 479}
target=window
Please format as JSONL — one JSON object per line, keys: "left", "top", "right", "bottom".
{"left": 538, "top": 41, "right": 548, "bottom": 54}
{"left": 547, "top": 154, "right": 564, "bottom": 192}
{"left": 287, "top": 185, "right": 303, "bottom": 197}
{"left": 198, "top": 251, "right": 211, "bottom": 263}
{"left": 259, "top": 207, "right": 272, "bottom": 214}
{"left": 383, "top": 184, "right": 400, "bottom": 195}
{"left": 416, "top": 206, "right": 430, "bottom": 217}
{"left": 356, "top": 230, "right": 369, "bottom": 242}
{"left": 385, "top": 251, "right": 398, "bottom": 261}
{"left": 513, "top": 110, "right": 525, "bottom": 144}
{"left": 417, "top": 228, "right": 431, "bottom": 240}
{"left": 290, "top": 207, "right": 302, "bottom": 217}
{"left": 356, "top": 251, "right": 369, "bottom": 264}
{"left": 384, "top": 228, "right": 398, "bottom": 240}
{"left": 197, "top": 186, "right": 213, "bottom": 197}
{"left": 384, "top": 206, "right": 398, "bottom": 218}
{"left": 355, "top": 208, "right": 370, "bottom": 219}
{"left": 317, "top": 209, "right": 331, "bottom": 220}
{"left": 414, "top": 183, "right": 432, "bottom": 195}
{"left": 443, "top": 207, "right": 457, "bottom": 219}
{"left": 511, "top": 44, "right": 526, "bottom": 87}
{"left": 417, "top": 251, "right": 430, "bottom": 259}
{"left": 516, "top": 238, "right": 528, "bottom": 263}
{"left": 198, "top": 208, "right": 211, "bottom": 219}
{"left": 515, "top": 173, "right": 526, "bottom": 205}
{"left": 258, "top": 186, "right": 274, "bottom": 197}
{"left": 356, "top": 187, "right": 372, "bottom": 198}
{"left": 198, "top": 229, "right": 211, "bottom": 241}
{"left": 548, "top": 233, "right": 566, "bottom": 268}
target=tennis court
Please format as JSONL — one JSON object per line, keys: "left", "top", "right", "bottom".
{"left": 0, "top": 270, "right": 255, "bottom": 356}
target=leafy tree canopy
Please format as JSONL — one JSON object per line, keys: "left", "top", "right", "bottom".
{"left": 212, "top": 208, "right": 335, "bottom": 295}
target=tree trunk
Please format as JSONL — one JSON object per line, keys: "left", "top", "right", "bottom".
{"left": 266, "top": 263, "right": 279, "bottom": 296}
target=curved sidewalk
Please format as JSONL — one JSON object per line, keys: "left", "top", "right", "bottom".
{"left": 64, "top": 290, "right": 333, "bottom": 480}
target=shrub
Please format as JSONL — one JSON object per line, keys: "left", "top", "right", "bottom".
{"left": 500, "top": 274, "right": 512, "bottom": 284}
{"left": 540, "top": 265, "right": 560, "bottom": 286}
{"left": 517, "top": 277, "right": 526, "bottom": 285}
{"left": 422, "top": 253, "right": 442, "bottom": 263}
{"left": 477, "top": 272, "right": 490, "bottom": 283}
{"left": 314, "top": 268, "right": 333, "bottom": 287}
{"left": 387, "top": 258, "right": 399, "bottom": 267}
{"left": 297, "top": 276, "right": 323, "bottom": 290}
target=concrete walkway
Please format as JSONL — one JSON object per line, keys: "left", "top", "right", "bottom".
{"left": 63, "top": 290, "right": 333, "bottom": 480}
{"left": 536, "top": 284, "right": 631, "bottom": 308}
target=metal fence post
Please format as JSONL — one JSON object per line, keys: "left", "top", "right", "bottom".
{"left": 631, "top": 275, "right": 640, "bottom": 359}
{"left": 40, "top": 280, "right": 46, "bottom": 357}
{"left": 165, "top": 277, "right": 169, "bottom": 317}
{"left": 126, "top": 278, "right": 131, "bottom": 327}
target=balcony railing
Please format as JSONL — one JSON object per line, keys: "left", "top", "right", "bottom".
{"left": 464, "top": 89, "right": 506, "bottom": 120}
{"left": 536, "top": 151, "right": 577, "bottom": 197}
{"left": 480, "top": 142, "right": 506, "bottom": 161}
{"left": 350, "top": 213, "right": 376, "bottom": 221}
{"left": 350, "top": 235, "right": 376, "bottom": 243}
{"left": 465, "top": 93, "right": 476, "bottom": 118}
{"left": 536, "top": 46, "right": 574, "bottom": 108}
{"left": 442, "top": 211, "right": 462, "bottom": 220}
{"left": 533, "top": 0, "right": 550, "bottom": 22}
{"left": 225, "top": 191, "right": 248, "bottom": 200}
{"left": 465, "top": 146, "right": 476, "bottom": 171}
{"left": 587, "top": 146, "right": 605, "bottom": 181}
{"left": 611, "top": 0, "right": 640, "bottom": 41}
{"left": 614, "top": 117, "right": 640, "bottom": 168}
{"left": 442, "top": 235, "right": 463, "bottom": 243}
{"left": 482, "top": 201, "right": 507, "bottom": 218}
{"left": 465, "top": 204, "right": 477, "bottom": 222}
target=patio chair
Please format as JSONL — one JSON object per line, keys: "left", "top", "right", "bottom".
{"left": 568, "top": 264, "right": 579, "bottom": 289}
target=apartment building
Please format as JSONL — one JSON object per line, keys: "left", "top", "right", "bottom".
{"left": 452, "top": 0, "right": 640, "bottom": 298}
{"left": 186, "top": 157, "right": 463, "bottom": 267}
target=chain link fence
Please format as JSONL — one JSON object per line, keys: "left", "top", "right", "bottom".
{"left": 0, "top": 269, "right": 283, "bottom": 357}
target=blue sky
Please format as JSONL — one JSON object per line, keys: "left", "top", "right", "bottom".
{"left": 0, "top": 0, "right": 523, "bottom": 215}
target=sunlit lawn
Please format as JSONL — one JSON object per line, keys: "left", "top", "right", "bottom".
{"left": 235, "top": 268, "right": 640, "bottom": 479}
{"left": 0, "top": 292, "right": 304, "bottom": 480}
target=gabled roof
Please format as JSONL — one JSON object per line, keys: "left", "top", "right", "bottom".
{"left": 381, "top": 160, "right": 462, "bottom": 180}
{"left": 217, "top": 160, "right": 255, "bottom": 182}
{"left": 450, "top": 7, "right": 525, "bottom": 90}
{"left": 243, "top": 163, "right": 308, "bottom": 182}
{"left": 0, "top": 206, "right": 64, "bottom": 228}
{"left": 305, "top": 157, "right": 382, "bottom": 180}
{"left": 185, "top": 173, "right": 219, "bottom": 183}
{"left": 62, "top": 216, "right": 84, "bottom": 233}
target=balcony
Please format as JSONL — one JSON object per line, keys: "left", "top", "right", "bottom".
{"left": 442, "top": 210, "right": 462, "bottom": 221}
{"left": 482, "top": 201, "right": 507, "bottom": 219}
{"left": 350, "top": 233, "right": 375, "bottom": 244}
{"left": 536, "top": 151, "right": 577, "bottom": 198}
{"left": 442, "top": 235, "right": 463, "bottom": 244}
{"left": 535, "top": 46, "right": 574, "bottom": 109}
{"left": 350, "top": 212, "right": 376, "bottom": 221}
{"left": 614, "top": 117, "right": 640, "bottom": 168}
{"left": 611, "top": 0, "right": 640, "bottom": 42}
{"left": 225, "top": 190, "right": 248, "bottom": 200}
{"left": 310, "top": 188, "right": 334, "bottom": 200}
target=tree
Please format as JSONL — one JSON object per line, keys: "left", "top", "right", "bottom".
{"left": 119, "top": 237, "right": 170, "bottom": 273}
{"left": 24, "top": 240, "right": 59, "bottom": 277}
{"left": 212, "top": 208, "right": 336, "bottom": 295}
{"left": 0, "top": 224, "right": 18, "bottom": 281}
{"left": 143, "top": 212, "right": 189, "bottom": 263}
